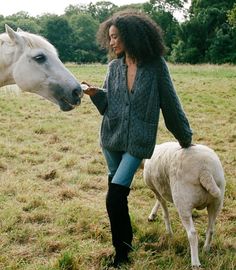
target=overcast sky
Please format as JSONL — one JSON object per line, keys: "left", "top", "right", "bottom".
{"left": 0, "top": 0, "right": 148, "bottom": 17}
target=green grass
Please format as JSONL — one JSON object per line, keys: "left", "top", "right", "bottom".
{"left": 0, "top": 63, "right": 235, "bottom": 270}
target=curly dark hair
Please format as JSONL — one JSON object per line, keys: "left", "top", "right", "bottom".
{"left": 97, "top": 10, "right": 166, "bottom": 63}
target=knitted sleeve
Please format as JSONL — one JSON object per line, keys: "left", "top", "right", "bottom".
{"left": 90, "top": 88, "right": 107, "bottom": 115}
{"left": 90, "top": 64, "right": 110, "bottom": 115}
{"left": 158, "top": 57, "right": 193, "bottom": 147}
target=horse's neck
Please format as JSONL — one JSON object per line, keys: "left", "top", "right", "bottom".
{"left": 0, "top": 67, "right": 15, "bottom": 88}
{"left": 0, "top": 39, "right": 16, "bottom": 87}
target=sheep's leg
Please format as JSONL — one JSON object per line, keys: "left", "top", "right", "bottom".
{"left": 148, "top": 200, "right": 160, "bottom": 221}
{"left": 159, "top": 198, "right": 173, "bottom": 235}
{"left": 178, "top": 213, "right": 201, "bottom": 267}
{"left": 148, "top": 195, "right": 173, "bottom": 235}
{"left": 204, "top": 202, "right": 221, "bottom": 252}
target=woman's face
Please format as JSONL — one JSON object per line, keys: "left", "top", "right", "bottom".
{"left": 109, "top": 25, "right": 125, "bottom": 56}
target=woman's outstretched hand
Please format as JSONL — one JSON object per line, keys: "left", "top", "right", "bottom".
{"left": 81, "top": 81, "right": 98, "bottom": 97}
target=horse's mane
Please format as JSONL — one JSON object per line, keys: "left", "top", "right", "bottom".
{"left": 0, "top": 31, "right": 58, "bottom": 55}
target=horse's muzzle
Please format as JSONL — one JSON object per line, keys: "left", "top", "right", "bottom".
{"left": 72, "top": 87, "right": 83, "bottom": 101}
{"left": 58, "top": 87, "right": 83, "bottom": 111}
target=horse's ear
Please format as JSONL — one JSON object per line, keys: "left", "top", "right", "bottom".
{"left": 17, "top": 27, "right": 24, "bottom": 32}
{"left": 5, "top": 24, "right": 24, "bottom": 45}
{"left": 5, "top": 24, "right": 15, "bottom": 35}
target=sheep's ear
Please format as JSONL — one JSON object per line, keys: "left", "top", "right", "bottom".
{"left": 5, "top": 24, "right": 24, "bottom": 46}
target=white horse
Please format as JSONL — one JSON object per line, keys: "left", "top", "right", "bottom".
{"left": 0, "top": 24, "right": 83, "bottom": 111}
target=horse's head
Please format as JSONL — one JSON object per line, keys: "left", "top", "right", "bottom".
{"left": 1, "top": 25, "right": 83, "bottom": 111}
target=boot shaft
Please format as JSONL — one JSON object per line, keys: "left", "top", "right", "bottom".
{"left": 106, "top": 183, "right": 133, "bottom": 253}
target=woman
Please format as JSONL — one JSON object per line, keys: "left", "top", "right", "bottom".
{"left": 83, "top": 11, "right": 193, "bottom": 267}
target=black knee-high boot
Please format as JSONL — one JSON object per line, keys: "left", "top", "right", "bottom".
{"left": 108, "top": 175, "right": 113, "bottom": 185}
{"left": 106, "top": 183, "right": 133, "bottom": 267}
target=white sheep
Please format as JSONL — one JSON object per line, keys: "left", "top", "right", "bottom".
{"left": 143, "top": 142, "right": 225, "bottom": 269}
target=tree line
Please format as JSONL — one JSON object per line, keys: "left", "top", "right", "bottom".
{"left": 0, "top": 0, "right": 235, "bottom": 64}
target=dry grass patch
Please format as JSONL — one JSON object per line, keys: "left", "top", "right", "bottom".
{"left": 0, "top": 63, "right": 235, "bottom": 270}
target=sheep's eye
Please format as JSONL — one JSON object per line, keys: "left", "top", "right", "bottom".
{"left": 33, "top": 54, "right": 46, "bottom": 64}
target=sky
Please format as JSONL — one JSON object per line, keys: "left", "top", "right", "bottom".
{"left": 0, "top": 0, "right": 148, "bottom": 17}
{"left": 0, "top": 0, "right": 190, "bottom": 22}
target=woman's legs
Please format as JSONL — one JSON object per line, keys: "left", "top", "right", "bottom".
{"left": 102, "top": 148, "right": 142, "bottom": 266}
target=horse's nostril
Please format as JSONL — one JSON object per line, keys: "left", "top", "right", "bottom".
{"left": 72, "top": 87, "right": 83, "bottom": 99}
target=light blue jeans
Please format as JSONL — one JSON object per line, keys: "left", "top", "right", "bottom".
{"left": 102, "top": 148, "right": 142, "bottom": 187}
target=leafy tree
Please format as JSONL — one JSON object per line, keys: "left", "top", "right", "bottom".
{"left": 5, "top": 11, "right": 31, "bottom": 20}
{"left": 228, "top": 4, "right": 236, "bottom": 26}
{"left": 170, "top": 17, "right": 206, "bottom": 63}
{"left": 171, "top": 0, "right": 236, "bottom": 64}
{"left": 64, "top": 1, "right": 117, "bottom": 23}
{"left": 207, "top": 25, "right": 236, "bottom": 64}
{"left": 0, "top": 20, "right": 18, "bottom": 33}
{"left": 3, "top": 0, "right": 235, "bottom": 64}
{"left": 170, "top": 40, "right": 200, "bottom": 63}
{"left": 152, "top": 10, "right": 179, "bottom": 56}
{"left": 144, "top": 0, "right": 188, "bottom": 14}
{"left": 64, "top": 4, "right": 86, "bottom": 17}
{"left": 68, "top": 13, "right": 101, "bottom": 63}
{"left": 39, "top": 15, "right": 74, "bottom": 62}
{"left": 87, "top": 1, "right": 118, "bottom": 22}
{"left": 0, "top": 12, "right": 40, "bottom": 33}
{"left": 142, "top": 2, "right": 180, "bottom": 58}
{"left": 190, "top": 0, "right": 235, "bottom": 16}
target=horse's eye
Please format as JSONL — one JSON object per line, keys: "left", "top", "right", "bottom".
{"left": 33, "top": 54, "right": 46, "bottom": 64}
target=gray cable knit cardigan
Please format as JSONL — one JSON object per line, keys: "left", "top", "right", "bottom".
{"left": 91, "top": 56, "right": 192, "bottom": 159}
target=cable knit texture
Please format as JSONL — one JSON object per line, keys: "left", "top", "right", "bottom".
{"left": 91, "top": 56, "right": 192, "bottom": 159}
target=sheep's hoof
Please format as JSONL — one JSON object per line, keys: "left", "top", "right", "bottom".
{"left": 148, "top": 215, "right": 156, "bottom": 222}
{"left": 192, "top": 265, "right": 203, "bottom": 270}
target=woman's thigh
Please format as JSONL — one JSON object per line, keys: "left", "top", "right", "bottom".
{"left": 102, "top": 148, "right": 123, "bottom": 177}
{"left": 102, "top": 148, "right": 142, "bottom": 187}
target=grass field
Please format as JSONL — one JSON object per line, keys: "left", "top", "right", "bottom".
{"left": 0, "top": 63, "right": 235, "bottom": 270}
